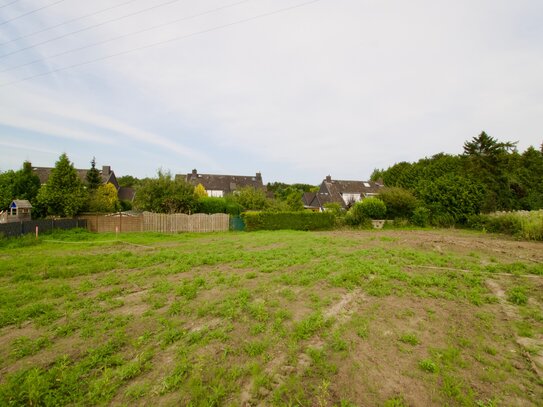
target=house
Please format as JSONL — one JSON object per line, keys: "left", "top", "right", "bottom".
{"left": 32, "top": 164, "right": 135, "bottom": 202}
{"left": 303, "top": 175, "right": 384, "bottom": 211}
{"left": 0, "top": 200, "right": 32, "bottom": 223}
{"left": 179, "top": 169, "right": 265, "bottom": 197}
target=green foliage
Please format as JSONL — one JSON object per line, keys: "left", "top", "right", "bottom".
{"left": 194, "top": 183, "right": 207, "bottom": 199}
{"left": 346, "top": 198, "right": 387, "bottom": 226}
{"left": 507, "top": 286, "right": 528, "bottom": 305}
{"left": 233, "top": 187, "right": 269, "bottom": 211}
{"left": 85, "top": 157, "right": 102, "bottom": 191}
{"left": 196, "top": 197, "right": 243, "bottom": 215}
{"left": 117, "top": 175, "right": 139, "bottom": 188}
{"left": 36, "top": 153, "right": 87, "bottom": 217}
{"left": 411, "top": 207, "right": 431, "bottom": 227}
{"left": 419, "top": 359, "right": 437, "bottom": 373}
{"left": 379, "top": 133, "right": 543, "bottom": 222}
{"left": 88, "top": 183, "right": 121, "bottom": 213}
{"left": 468, "top": 210, "right": 543, "bottom": 241}
{"left": 284, "top": 191, "right": 304, "bottom": 211}
{"left": 378, "top": 187, "right": 418, "bottom": 219}
{"left": 241, "top": 211, "right": 335, "bottom": 231}
{"left": 267, "top": 182, "right": 316, "bottom": 199}
{"left": 0, "top": 161, "right": 41, "bottom": 210}
{"left": 416, "top": 174, "right": 484, "bottom": 225}
{"left": 134, "top": 170, "right": 197, "bottom": 214}
{"left": 359, "top": 197, "right": 387, "bottom": 219}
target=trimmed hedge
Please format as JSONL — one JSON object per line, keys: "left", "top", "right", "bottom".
{"left": 241, "top": 211, "right": 335, "bottom": 231}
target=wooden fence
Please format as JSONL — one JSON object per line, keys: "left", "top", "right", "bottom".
{"left": 79, "top": 212, "right": 230, "bottom": 233}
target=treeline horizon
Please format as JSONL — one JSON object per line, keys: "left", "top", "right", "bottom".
{"left": 370, "top": 132, "right": 543, "bottom": 223}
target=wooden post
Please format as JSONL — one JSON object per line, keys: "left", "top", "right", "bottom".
{"left": 115, "top": 226, "right": 119, "bottom": 239}
{"left": 36, "top": 225, "right": 39, "bottom": 240}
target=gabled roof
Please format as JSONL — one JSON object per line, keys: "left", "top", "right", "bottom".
{"left": 318, "top": 176, "right": 384, "bottom": 209}
{"left": 181, "top": 169, "right": 264, "bottom": 194}
{"left": 11, "top": 200, "right": 32, "bottom": 209}
{"left": 302, "top": 192, "right": 334, "bottom": 209}
{"left": 118, "top": 187, "right": 136, "bottom": 201}
{"left": 32, "top": 166, "right": 114, "bottom": 185}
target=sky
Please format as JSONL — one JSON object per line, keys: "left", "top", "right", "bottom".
{"left": 0, "top": 0, "right": 542, "bottom": 185}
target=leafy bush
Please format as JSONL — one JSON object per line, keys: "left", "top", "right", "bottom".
{"left": 467, "top": 210, "right": 543, "bottom": 240}
{"left": 411, "top": 207, "right": 430, "bottom": 227}
{"left": 197, "top": 197, "right": 226, "bottom": 214}
{"left": 241, "top": 211, "right": 335, "bottom": 231}
{"left": 378, "top": 187, "right": 418, "bottom": 219}
{"left": 359, "top": 197, "right": 387, "bottom": 219}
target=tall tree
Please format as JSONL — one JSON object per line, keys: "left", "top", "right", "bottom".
{"left": 86, "top": 157, "right": 102, "bottom": 191}
{"left": 0, "top": 161, "right": 41, "bottom": 210}
{"left": 36, "top": 153, "right": 87, "bottom": 217}
{"left": 89, "top": 183, "right": 121, "bottom": 213}
{"left": 463, "top": 132, "right": 518, "bottom": 212}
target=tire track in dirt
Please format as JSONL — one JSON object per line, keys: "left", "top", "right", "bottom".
{"left": 240, "top": 289, "right": 365, "bottom": 406}
{"left": 485, "top": 279, "right": 543, "bottom": 379}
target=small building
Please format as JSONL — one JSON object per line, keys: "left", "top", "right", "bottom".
{"left": 0, "top": 200, "right": 32, "bottom": 223}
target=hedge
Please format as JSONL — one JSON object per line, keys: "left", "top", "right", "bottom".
{"left": 241, "top": 211, "right": 336, "bottom": 231}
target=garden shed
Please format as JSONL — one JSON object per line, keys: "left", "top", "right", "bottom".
{"left": 7, "top": 200, "right": 32, "bottom": 222}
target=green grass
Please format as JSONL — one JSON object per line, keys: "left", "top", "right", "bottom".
{"left": 0, "top": 228, "right": 541, "bottom": 406}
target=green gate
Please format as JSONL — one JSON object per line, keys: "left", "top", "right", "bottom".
{"left": 229, "top": 215, "right": 245, "bottom": 231}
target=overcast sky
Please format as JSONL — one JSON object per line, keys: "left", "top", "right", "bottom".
{"left": 0, "top": 0, "right": 542, "bottom": 184}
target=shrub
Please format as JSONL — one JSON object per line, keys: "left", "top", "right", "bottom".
{"left": 197, "top": 197, "right": 227, "bottom": 214}
{"left": 359, "top": 197, "right": 387, "bottom": 220}
{"left": 347, "top": 202, "right": 367, "bottom": 226}
{"left": 241, "top": 211, "right": 335, "bottom": 231}
{"left": 411, "top": 207, "right": 430, "bottom": 227}
{"left": 378, "top": 187, "right": 418, "bottom": 219}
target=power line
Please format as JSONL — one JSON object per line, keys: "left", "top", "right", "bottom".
{"left": 0, "top": 0, "right": 181, "bottom": 58}
{"left": 0, "top": 0, "right": 22, "bottom": 10}
{"left": 1, "top": 0, "right": 253, "bottom": 73}
{"left": 0, "top": 0, "right": 66, "bottom": 26}
{"left": 0, "top": 0, "right": 139, "bottom": 46}
{"left": 0, "top": 0, "right": 323, "bottom": 88}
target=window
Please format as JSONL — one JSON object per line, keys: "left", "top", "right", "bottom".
{"left": 208, "top": 190, "right": 224, "bottom": 197}
{"left": 342, "top": 193, "right": 361, "bottom": 205}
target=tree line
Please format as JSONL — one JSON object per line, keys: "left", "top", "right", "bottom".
{"left": 0, "top": 154, "right": 122, "bottom": 218}
{"left": 370, "top": 132, "right": 543, "bottom": 225}
{"left": 0, "top": 153, "right": 315, "bottom": 218}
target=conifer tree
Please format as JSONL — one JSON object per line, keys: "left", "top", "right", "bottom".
{"left": 86, "top": 157, "right": 102, "bottom": 190}
{"left": 36, "top": 153, "right": 87, "bottom": 217}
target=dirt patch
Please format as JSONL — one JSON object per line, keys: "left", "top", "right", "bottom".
{"left": 0, "top": 322, "right": 43, "bottom": 371}
{"left": 486, "top": 278, "right": 543, "bottom": 380}
{"left": 0, "top": 335, "right": 84, "bottom": 377}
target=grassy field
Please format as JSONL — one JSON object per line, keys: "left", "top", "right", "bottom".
{"left": 0, "top": 229, "right": 542, "bottom": 406}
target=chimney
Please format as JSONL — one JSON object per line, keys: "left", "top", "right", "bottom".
{"left": 192, "top": 169, "right": 197, "bottom": 177}
{"left": 256, "top": 172, "right": 262, "bottom": 182}
{"left": 102, "top": 165, "right": 111, "bottom": 175}
{"left": 325, "top": 175, "right": 332, "bottom": 182}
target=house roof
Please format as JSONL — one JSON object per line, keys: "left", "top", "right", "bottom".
{"left": 180, "top": 169, "right": 264, "bottom": 194}
{"left": 318, "top": 177, "right": 384, "bottom": 208}
{"left": 32, "top": 166, "right": 114, "bottom": 185}
{"left": 11, "top": 200, "right": 32, "bottom": 209}
{"left": 118, "top": 187, "right": 136, "bottom": 201}
{"left": 302, "top": 192, "right": 334, "bottom": 209}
